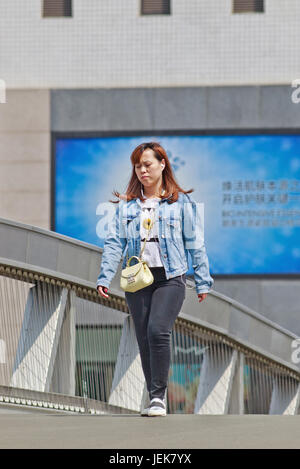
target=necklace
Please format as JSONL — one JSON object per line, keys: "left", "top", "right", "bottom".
{"left": 141, "top": 187, "right": 164, "bottom": 230}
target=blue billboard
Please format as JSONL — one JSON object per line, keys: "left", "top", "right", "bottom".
{"left": 54, "top": 135, "right": 300, "bottom": 275}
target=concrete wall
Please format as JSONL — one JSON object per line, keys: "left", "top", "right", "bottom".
{"left": 213, "top": 279, "right": 300, "bottom": 336}
{"left": 0, "top": 0, "right": 300, "bottom": 89}
{"left": 50, "top": 85, "right": 300, "bottom": 132}
{"left": 0, "top": 89, "right": 51, "bottom": 229}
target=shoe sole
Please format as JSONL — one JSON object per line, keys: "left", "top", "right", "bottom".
{"left": 148, "top": 411, "right": 167, "bottom": 417}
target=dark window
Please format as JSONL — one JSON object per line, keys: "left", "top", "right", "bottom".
{"left": 141, "top": 0, "right": 171, "bottom": 15}
{"left": 233, "top": 0, "right": 264, "bottom": 13}
{"left": 43, "top": 0, "right": 72, "bottom": 17}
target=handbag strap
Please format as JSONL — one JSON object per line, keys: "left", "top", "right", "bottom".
{"left": 126, "top": 212, "right": 155, "bottom": 265}
{"left": 139, "top": 214, "right": 155, "bottom": 260}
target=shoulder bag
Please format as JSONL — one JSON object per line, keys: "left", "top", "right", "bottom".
{"left": 120, "top": 215, "right": 155, "bottom": 293}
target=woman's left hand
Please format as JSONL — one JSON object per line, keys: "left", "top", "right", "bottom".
{"left": 198, "top": 293, "right": 207, "bottom": 303}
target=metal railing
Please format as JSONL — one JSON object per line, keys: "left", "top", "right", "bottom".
{"left": 0, "top": 217, "right": 299, "bottom": 415}
{"left": 0, "top": 264, "right": 299, "bottom": 415}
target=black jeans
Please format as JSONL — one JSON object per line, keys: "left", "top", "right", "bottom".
{"left": 125, "top": 267, "right": 186, "bottom": 401}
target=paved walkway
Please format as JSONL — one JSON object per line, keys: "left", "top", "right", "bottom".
{"left": 1, "top": 405, "right": 300, "bottom": 449}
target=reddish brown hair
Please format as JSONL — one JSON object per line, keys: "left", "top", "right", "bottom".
{"left": 109, "top": 141, "right": 194, "bottom": 204}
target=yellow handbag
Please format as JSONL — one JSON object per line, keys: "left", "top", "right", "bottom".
{"left": 120, "top": 215, "right": 155, "bottom": 293}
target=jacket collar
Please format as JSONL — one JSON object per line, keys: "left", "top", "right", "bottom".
{"left": 135, "top": 186, "right": 170, "bottom": 207}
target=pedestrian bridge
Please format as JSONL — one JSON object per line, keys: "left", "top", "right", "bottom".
{"left": 0, "top": 217, "right": 300, "bottom": 417}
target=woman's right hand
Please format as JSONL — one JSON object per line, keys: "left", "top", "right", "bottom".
{"left": 97, "top": 285, "right": 109, "bottom": 299}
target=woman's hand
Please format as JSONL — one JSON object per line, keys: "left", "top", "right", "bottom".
{"left": 198, "top": 293, "right": 207, "bottom": 303}
{"left": 97, "top": 285, "right": 110, "bottom": 299}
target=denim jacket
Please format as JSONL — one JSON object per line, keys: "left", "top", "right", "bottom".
{"left": 96, "top": 192, "right": 214, "bottom": 294}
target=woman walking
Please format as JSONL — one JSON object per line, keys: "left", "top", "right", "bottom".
{"left": 96, "top": 142, "right": 213, "bottom": 417}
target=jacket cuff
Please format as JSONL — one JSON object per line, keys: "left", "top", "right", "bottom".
{"left": 196, "top": 288, "right": 211, "bottom": 295}
{"left": 96, "top": 280, "right": 110, "bottom": 290}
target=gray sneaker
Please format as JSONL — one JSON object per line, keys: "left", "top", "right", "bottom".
{"left": 147, "top": 398, "right": 167, "bottom": 417}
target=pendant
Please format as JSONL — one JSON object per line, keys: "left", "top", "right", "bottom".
{"left": 143, "top": 218, "right": 153, "bottom": 230}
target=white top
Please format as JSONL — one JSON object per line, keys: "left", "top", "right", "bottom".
{"left": 140, "top": 188, "right": 164, "bottom": 267}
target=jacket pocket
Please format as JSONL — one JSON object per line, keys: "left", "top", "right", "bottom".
{"left": 163, "top": 218, "right": 185, "bottom": 263}
{"left": 164, "top": 217, "right": 182, "bottom": 243}
{"left": 164, "top": 216, "right": 181, "bottom": 230}
{"left": 122, "top": 214, "right": 137, "bottom": 224}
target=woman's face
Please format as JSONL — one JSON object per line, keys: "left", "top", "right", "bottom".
{"left": 135, "top": 149, "right": 165, "bottom": 187}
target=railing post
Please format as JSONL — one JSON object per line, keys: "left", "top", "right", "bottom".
{"left": 10, "top": 283, "right": 68, "bottom": 392}
{"left": 228, "top": 352, "right": 244, "bottom": 414}
{"left": 50, "top": 289, "right": 76, "bottom": 395}
{"left": 269, "top": 377, "right": 300, "bottom": 415}
{"left": 108, "top": 315, "right": 145, "bottom": 412}
{"left": 194, "top": 346, "right": 238, "bottom": 414}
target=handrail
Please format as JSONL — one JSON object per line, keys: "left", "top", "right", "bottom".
{"left": 0, "top": 216, "right": 299, "bottom": 376}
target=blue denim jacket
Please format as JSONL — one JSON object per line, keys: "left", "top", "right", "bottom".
{"left": 96, "top": 192, "right": 214, "bottom": 294}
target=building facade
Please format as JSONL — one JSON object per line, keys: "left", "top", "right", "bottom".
{"left": 0, "top": 0, "right": 299, "bottom": 331}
